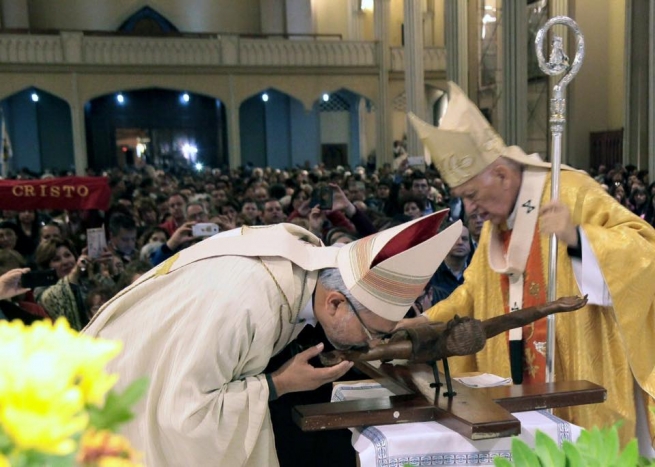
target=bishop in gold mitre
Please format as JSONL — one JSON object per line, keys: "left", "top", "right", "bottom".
{"left": 408, "top": 82, "right": 655, "bottom": 451}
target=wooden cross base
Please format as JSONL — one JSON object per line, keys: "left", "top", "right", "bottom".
{"left": 293, "top": 361, "right": 606, "bottom": 440}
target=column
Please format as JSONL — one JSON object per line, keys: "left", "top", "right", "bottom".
{"left": 404, "top": 0, "right": 426, "bottom": 160}
{"left": 69, "top": 74, "right": 88, "bottom": 175}
{"left": 349, "top": 0, "right": 364, "bottom": 40}
{"left": 285, "top": 0, "right": 313, "bottom": 36}
{"left": 260, "top": 0, "right": 286, "bottom": 35}
{"left": 423, "top": 0, "right": 435, "bottom": 46}
{"left": 374, "top": 0, "right": 392, "bottom": 167}
{"left": 445, "top": 0, "right": 468, "bottom": 91}
{"left": 227, "top": 75, "right": 241, "bottom": 169}
{"left": 501, "top": 0, "right": 527, "bottom": 147}
{"left": 0, "top": 0, "right": 29, "bottom": 28}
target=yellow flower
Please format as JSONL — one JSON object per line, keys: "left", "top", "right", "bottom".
{"left": 1, "top": 387, "right": 88, "bottom": 455}
{"left": 78, "top": 429, "right": 143, "bottom": 466}
{"left": 0, "top": 454, "right": 8, "bottom": 467}
{"left": 0, "top": 318, "right": 123, "bottom": 456}
{"left": 98, "top": 459, "right": 144, "bottom": 467}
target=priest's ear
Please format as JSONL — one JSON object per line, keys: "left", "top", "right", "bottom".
{"left": 491, "top": 162, "right": 514, "bottom": 187}
{"left": 324, "top": 291, "right": 347, "bottom": 317}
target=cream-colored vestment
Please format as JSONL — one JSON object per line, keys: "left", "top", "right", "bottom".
{"left": 84, "top": 225, "right": 328, "bottom": 466}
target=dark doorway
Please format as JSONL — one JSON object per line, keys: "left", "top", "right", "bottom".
{"left": 321, "top": 144, "right": 348, "bottom": 168}
{"left": 85, "top": 88, "right": 227, "bottom": 171}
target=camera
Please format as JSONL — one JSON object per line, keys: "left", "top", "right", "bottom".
{"left": 20, "top": 269, "right": 58, "bottom": 289}
{"left": 192, "top": 223, "right": 219, "bottom": 237}
{"left": 310, "top": 186, "right": 333, "bottom": 210}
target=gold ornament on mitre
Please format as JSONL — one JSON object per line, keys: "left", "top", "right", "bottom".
{"left": 407, "top": 82, "right": 552, "bottom": 188}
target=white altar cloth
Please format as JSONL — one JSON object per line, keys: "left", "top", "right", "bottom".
{"left": 331, "top": 382, "right": 582, "bottom": 467}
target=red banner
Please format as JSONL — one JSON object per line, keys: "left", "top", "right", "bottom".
{"left": 0, "top": 177, "right": 111, "bottom": 211}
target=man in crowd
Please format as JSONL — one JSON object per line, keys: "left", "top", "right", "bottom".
{"left": 411, "top": 172, "right": 440, "bottom": 215}
{"left": 430, "top": 225, "right": 470, "bottom": 304}
{"left": 240, "top": 198, "right": 262, "bottom": 225}
{"left": 262, "top": 198, "right": 287, "bottom": 225}
{"left": 186, "top": 201, "right": 209, "bottom": 223}
{"left": 160, "top": 193, "right": 186, "bottom": 236}
{"left": 465, "top": 212, "right": 484, "bottom": 262}
{"left": 84, "top": 211, "right": 462, "bottom": 466}
{"left": 408, "top": 82, "right": 655, "bottom": 450}
{"left": 107, "top": 213, "right": 138, "bottom": 264}
{"left": 39, "top": 222, "right": 63, "bottom": 244}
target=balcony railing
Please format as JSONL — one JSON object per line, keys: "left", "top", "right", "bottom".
{"left": 0, "top": 30, "right": 446, "bottom": 71}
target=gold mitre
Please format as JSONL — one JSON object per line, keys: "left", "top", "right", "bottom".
{"left": 408, "top": 82, "right": 551, "bottom": 187}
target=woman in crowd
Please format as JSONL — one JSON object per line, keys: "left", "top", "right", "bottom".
{"left": 644, "top": 195, "right": 655, "bottom": 227}
{"left": 14, "top": 210, "right": 41, "bottom": 259}
{"left": 609, "top": 183, "right": 629, "bottom": 208}
{"left": 0, "top": 221, "right": 20, "bottom": 254}
{"left": 629, "top": 185, "right": 649, "bottom": 218}
{"left": 402, "top": 197, "right": 425, "bottom": 221}
{"left": 34, "top": 238, "right": 110, "bottom": 331}
{"left": 138, "top": 226, "right": 169, "bottom": 249}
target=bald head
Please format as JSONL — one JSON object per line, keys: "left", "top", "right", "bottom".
{"left": 451, "top": 157, "right": 524, "bottom": 226}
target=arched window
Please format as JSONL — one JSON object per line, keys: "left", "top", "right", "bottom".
{"left": 118, "top": 6, "right": 178, "bottom": 35}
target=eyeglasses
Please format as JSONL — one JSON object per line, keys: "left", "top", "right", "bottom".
{"left": 343, "top": 295, "right": 389, "bottom": 341}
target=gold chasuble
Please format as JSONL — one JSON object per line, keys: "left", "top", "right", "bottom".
{"left": 425, "top": 170, "right": 655, "bottom": 446}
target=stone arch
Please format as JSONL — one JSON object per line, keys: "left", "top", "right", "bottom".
{"left": 239, "top": 88, "right": 313, "bottom": 169}
{"left": 0, "top": 79, "right": 72, "bottom": 106}
{"left": 118, "top": 6, "right": 179, "bottom": 34}
{"left": 312, "top": 88, "right": 376, "bottom": 169}
{"left": 1, "top": 87, "right": 73, "bottom": 175}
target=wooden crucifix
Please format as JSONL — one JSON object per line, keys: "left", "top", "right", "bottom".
{"left": 293, "top": 296, "right": 607, "bottom": 440}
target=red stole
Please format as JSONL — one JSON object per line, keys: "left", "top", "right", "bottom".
{"left": 500, "top": 226, "right": 548, "bottom": 383}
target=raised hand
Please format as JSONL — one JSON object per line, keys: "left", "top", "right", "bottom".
{"left": 539, "top": 200, "right": 578, "bottom": 247}
{"left": 329, "top": 183, "right": 356, "bottom": 217}
{"left": 211, "top": 214, "right": 236, "bottom": 232}
{"left": 308, "top": 205, "right": 325, "bottom": 237}
{"left": 270, "top": 343, "right": 353, "bottom": 396}
{"left": 0, "top": 268, "right": 30, "bottom": 300}
{"left": 167, "top": 222, "right": 196, "bottom": 250}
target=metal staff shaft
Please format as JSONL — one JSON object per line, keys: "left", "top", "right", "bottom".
{"left": 535, "top": 16, "right": 585, "bottom": 383}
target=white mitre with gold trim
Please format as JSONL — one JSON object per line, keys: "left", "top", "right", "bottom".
{"left": 407, "top": 82, "right": 552, "bottom": 188}
{"left": 336, "top": 210, "right": 461, "bottom": 321}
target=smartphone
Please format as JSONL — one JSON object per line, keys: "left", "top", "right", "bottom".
{"left": 20, "top": 269, "right": 58, "bottom": 289}
{"left": 86, "top": 227, "right": 107, "bottom": 260}
{"left": 192, "top": 223, "right": 220, "bottom": 237}
{"left": 310, "top": 186, "right": 333, "bottom": 210}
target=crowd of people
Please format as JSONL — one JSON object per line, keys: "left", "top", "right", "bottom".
{"left": 0, "top": 153, "right": 653, "bottom": 332}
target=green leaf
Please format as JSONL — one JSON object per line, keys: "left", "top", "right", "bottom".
{"left": 534, "top": 431, "right": 566, "bottom": 467}
{"left": 88, "top": 377, "right": 149, "bottom": 431}
{"left": 562, "top": 441, "right": 585, "bottom": 467}
{"left": 511, "top": 437, "right": 542, "bottom": 467}
{"left": 0, "top": 424, "right": 12, "bottom": 454}
{"left": 599, "top": 425, "right": 620, "bottom": 462}
{"left": 119, "top": 376, "right": 149, "bottom": 405}
{"left": 9, "top": 449, "right": 76, "bottom": 467}
{"left": 575, "top": 426, "right": 604, "bottom": 465}
{"left": 494, "top": 457, "right": 514, "bottom": 467}
{"left": 616, "top": 440, "right": 639, "bottom": 467}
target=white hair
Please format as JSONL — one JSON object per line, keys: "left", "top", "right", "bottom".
{"left": 318, "top": 268, "right": 367, "bottom": 314}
